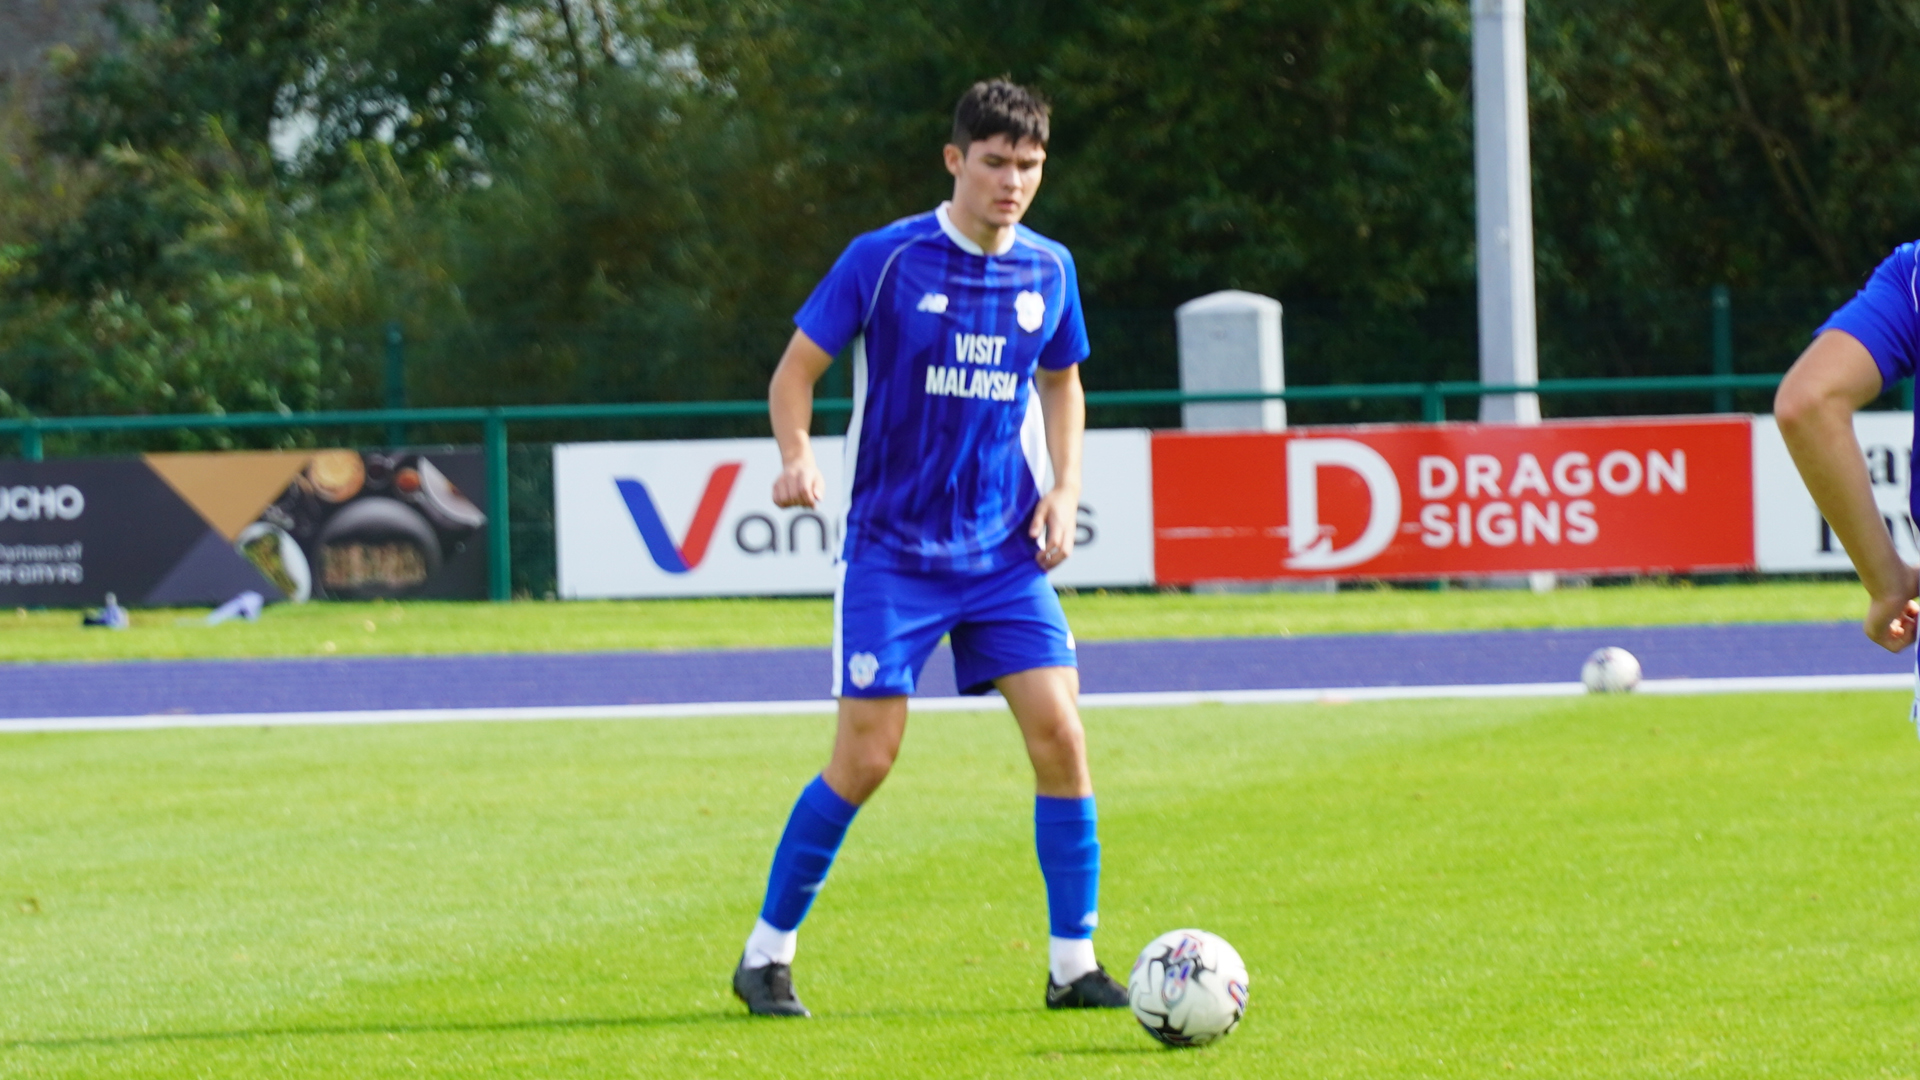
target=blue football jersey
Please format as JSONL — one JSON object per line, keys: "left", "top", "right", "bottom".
{"left": 795, "top": 202, "right": 1091, "bottom": 573}
{"left": 1816, "top": 241, "right": 1920, "bottom": 523}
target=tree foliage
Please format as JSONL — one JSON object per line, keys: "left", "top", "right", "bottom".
{"left": 5, "top": 0, "right": 1920, "bottom": 428}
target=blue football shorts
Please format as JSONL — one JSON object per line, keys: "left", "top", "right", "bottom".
{"left": 833, "top": 557, "right": 1078, "bottom": 698}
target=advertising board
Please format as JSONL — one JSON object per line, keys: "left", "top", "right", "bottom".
{"left": 0, "top": 448, "right": 490, "bottom": 607}
{"left": 556, "top": 437, "right": 846, "bottom": 599}
{"left": 1049, "top": 429, "right": 1155, "bottom": 590}
{"left": 1752, "top": 412, "right": 1915, "bottom": 573}
{"left": 1151, "top": 417, "right": 1754, "bottom": 583}
{"left": 554, "top": 430, "right": 1154, "bottom": 599}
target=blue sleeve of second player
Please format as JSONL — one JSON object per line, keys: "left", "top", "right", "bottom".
{"left": 793, "top": 241, "right": 873, "bottom": 357}
{"left": 1038, "top": 250, "right": 1091, "bottom": 370}
{"left": 1817, "top": 243, "right": 1920, "bottom": 388}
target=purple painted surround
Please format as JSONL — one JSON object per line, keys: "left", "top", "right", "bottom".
{"left": 0, "top": 622, "right": 1905, "bottom": 721}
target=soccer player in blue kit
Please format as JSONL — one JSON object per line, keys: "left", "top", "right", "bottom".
{"left": 1777, "top": 244, "right": 1920, "bottom": 659}
{"left": 729, "top": 80, "right": 1130, "bottom": 1017}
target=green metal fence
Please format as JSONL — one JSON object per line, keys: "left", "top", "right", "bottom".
{"left": 0, "top": 373, "right": 1821, "bottom": 601}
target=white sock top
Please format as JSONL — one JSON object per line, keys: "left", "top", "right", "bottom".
{"left": 743, "top": 918, "right": 797, "bottom": 969}
{"left": 1049, "top": 936, "right": 1099, "bottom": 985}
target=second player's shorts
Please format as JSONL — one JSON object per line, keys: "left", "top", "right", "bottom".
{"left": 833, "top": 557, "right": 1077, "bottom": 698}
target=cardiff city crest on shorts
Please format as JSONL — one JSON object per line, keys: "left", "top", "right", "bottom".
{"left": 1015, "top": 290, "right": 1046, "bottom": 333}
{"left": 848, "top": 652, "right": 879, "bottom": 689}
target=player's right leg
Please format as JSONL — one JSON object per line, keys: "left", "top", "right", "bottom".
{"left": 734, "top": 695, "right": 906, "bottom": 1017}
{"left": 733, "top": 561, "right": 949, "bottom": 1017}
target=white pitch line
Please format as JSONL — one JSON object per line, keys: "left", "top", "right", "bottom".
{"left": 0, "top": 673, "right": 1906, "bottom": 734}
{"left": 1634, "top": 674, "right": 1910, "bottom": 695}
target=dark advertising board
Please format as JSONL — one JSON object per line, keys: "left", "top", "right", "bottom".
{"left": 0, "top": 448, "right": 489, "bottom": 607}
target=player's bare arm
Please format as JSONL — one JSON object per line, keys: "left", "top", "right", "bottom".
{"left": 768, "top": 329, "right": 833, "bottom": 508}
{"left": 1776, "top": 329, "right": 1920, "bottom": 651}
{"left": 1031, "top": 364, "right": 1085, "bottom": 571}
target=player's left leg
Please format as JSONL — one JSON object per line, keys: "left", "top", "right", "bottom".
{"left": 951, "top": 560, "right": 1127, "bottom": 1008}
{"left": 999, "top": 665, "right": 1088, "bottom": 797}
{"left": 997, "top": 667, "right": 1126, "bottom": 1008}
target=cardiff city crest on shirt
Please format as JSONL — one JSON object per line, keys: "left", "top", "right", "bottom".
{"left": 1015, "top": 290, "right": 1046, "bottom": 333}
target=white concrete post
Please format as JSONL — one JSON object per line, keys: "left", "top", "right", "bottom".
{"left": 1472, "top": 0, "right": 1541, "bottom": 424}
{"left": 1176, "top": 290, "right": 1285, "bottom": 432}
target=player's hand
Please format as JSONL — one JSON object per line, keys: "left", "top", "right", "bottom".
{"left": 773, "top": 458, "right": 826, "bottom": 509}
{"left": 1029, "top": 488, "right": 1079, "bottom": 571}
{"left": 1866, "top": 569, "right": 1920, "bottom": 652}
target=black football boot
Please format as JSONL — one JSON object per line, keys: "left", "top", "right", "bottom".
{"left": 1045, "top": 963, "right": 1130, "bottom": 1009}
{"left": 732, "top": 956, "right": 812, "bottom": 1017}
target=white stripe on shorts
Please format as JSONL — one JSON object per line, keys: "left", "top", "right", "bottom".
{"left": 1910, "top": 651, "right": 1918, "bottom": 736}
{"left": 831, "top": 559, "right": 848, "bottom": 698}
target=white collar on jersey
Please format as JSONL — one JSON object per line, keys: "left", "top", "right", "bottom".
{"left": 936, "top": 201, "right": 1017, "bottom": 257}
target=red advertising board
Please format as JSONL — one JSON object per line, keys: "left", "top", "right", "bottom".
{"left": 1151, "top": 417, "right": 1754, "bottom": 583}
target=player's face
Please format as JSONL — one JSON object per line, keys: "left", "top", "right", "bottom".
{"left": 944, "top": 135, "right": 1046, "bottom": 229}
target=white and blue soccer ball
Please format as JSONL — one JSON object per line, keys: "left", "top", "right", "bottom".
{"left": 1128, "top": 929, "right": 1249, "bottom": 1047}
{"left": 1581, "top": 646, "right": 1642, "bottom": 694}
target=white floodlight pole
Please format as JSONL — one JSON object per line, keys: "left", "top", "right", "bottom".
{"left": 1472, "top": 0, "right": 1540, "bottom": 424}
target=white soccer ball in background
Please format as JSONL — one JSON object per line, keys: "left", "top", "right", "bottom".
{"left": 1581, "top": 646, "right": 1642, "bottom": 693}
{"left": 1128, "top": 929, "right": 1249, "bottom": 1047}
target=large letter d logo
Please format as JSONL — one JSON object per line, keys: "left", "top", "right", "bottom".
{"left": 1284, "top": 439, "right": 1401, "bottom": 571}
{"left": 615, "top": 463, "right": 743, "bottom": 573}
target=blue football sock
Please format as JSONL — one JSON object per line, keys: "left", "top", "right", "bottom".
{"left": 758, "top": 775, "right": 861, "bottom": 932}
{"left": 1035, "top": 795, "right": 1100, "bottom": 940}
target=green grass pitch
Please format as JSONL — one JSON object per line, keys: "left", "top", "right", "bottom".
{"left": 4, "top": 690, "right": 1917, "bottom": 1077}
{"left": 0, "top": 579, "right": 1871, "bottom": 662}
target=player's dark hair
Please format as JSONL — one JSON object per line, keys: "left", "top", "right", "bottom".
{"left": 951, "top": 79, "right": 1050, "bottom": 152}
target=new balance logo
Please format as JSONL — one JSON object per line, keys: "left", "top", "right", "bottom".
{"left": 917, "top": 292, "right": 950, "bottom": 314}
{"left": 614, "top": 464, "right": 742, "bottom": 574}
